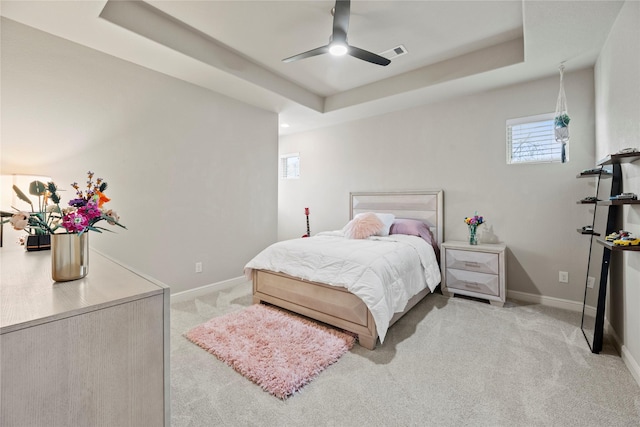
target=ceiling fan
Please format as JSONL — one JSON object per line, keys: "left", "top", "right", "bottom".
{"left": 282, "top": 0, "right": 391, "bottom": 67}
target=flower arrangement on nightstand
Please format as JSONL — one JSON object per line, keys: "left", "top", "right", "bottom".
{"left": 464, "top": 212, "right": 484, "bottom": 245}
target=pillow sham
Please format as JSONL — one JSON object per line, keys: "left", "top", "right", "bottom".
{"left": 389, "top": 218, "right": 439, "bottom": 257}
{"left": 343, "top": 212, "right": 384, "bottom": 239}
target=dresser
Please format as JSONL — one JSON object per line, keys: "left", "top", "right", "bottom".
{"left": 440, "top": 241, "right": 507, "bottom": 307}
{"left": 0, "top": 246, "right": 170, "bottom": 426}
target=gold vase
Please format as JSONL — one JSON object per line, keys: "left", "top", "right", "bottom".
{"left": 51, "top": 233, "right": 89, "bottom": 282}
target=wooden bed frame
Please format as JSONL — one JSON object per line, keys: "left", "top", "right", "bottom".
{"left": 252, "top": 190, "right": 444, "bottom": 349}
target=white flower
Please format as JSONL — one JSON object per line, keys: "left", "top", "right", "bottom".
{"left": 104, "top": 209, "right": 120, "bottom": 225}
{"left": 9, "top": 212, "right": 29, "bottom": 230}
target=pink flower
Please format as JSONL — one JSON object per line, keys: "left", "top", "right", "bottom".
{"left": 62, "top": 212, "right": 89, "bottom": 233}
{"left": 78, "top": 201, "right": 101, "bottom": 221}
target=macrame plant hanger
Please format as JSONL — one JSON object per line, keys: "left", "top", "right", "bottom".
{"left": 554, "top": 64, "right": 570, "bottom": 162}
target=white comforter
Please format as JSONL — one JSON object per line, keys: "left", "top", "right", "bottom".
{"left": 244, "top": 232, "right": 441, "bottom": 342}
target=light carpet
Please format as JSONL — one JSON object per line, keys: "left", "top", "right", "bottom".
{"left": 172, "top": 282, "right": 640, "bottom": 426}
{"left": 185, "top": 303, "right": 355, "bottom": 399}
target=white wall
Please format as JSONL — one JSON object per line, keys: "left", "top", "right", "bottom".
{"left": 1, "top": 19, "right": 279, "bottom": 293}
{"left": 280, "top": 68, "right": 597, "bottom": 304}
{"left": 594, "top": 0, "right": 640, "bottom": 383}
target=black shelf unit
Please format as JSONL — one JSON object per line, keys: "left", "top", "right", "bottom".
{"left": 581, "top": 153, "right": 639, "bottom": 353}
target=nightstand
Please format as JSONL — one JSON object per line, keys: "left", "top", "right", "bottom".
{"left": 440, "top": 241, "right": 507, "bottom": 307}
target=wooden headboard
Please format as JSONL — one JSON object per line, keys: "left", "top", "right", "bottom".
{"left": 350, "top": 190, "right": 444, "bottom": 248}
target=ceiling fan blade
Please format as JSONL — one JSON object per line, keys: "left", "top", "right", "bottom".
{"left": 348, "top": 46, "right": 391, "bottom": 66}
{"left": 282, "top": 45, "right": 330, "bottom": 63}
{"left": 332, "top": 0, "right": 350, "bottom": 42}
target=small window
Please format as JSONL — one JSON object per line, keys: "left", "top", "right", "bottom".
{"left": 280, "top": 153, "right": 300, "bottom": 179}
{"left": 507, "top": 113, "right": 567, "bottom": 164}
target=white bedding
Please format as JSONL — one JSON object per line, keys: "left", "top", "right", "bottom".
{"left": 244, "top": 232, "right": 441, "bottom": 342}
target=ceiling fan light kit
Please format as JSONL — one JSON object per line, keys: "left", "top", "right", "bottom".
{"left": 329, "top": 42, "right": 348, "bottom": 56}
{"left": 283, "top": 0, "right": 391, "bottom": 66}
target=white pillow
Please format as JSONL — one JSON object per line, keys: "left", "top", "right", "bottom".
{"left": 352, "top": 212, "right": 395, "bottom": 236}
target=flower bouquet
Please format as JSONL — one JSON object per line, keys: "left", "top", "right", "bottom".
{"left": 9, "top": 171, "right": 126, "bottom": 281}
{"left": 464, "top": 213, "right": 484, "bottom": 245}
{"left": 9, "top": 171, "right": 125, "bottom": 237}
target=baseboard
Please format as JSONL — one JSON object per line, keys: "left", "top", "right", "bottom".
{"left": 170, "top": 276, "right": 248, "bottom": 304}
{"left": 506, "top": 290, "right": 584, "bottom": 312}
{"left": 92, "top": 248, "right": 247, "bottom": 303}
{"left": 605, "top": 322, "right": 640, "bottom": 388}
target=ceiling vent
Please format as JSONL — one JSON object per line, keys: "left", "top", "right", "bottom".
{"left": 380, "top": 45, "right": 408, "bottom": 60}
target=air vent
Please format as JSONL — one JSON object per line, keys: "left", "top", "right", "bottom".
{"left": 380, "top": 45, "right": 408, "bottom": 60}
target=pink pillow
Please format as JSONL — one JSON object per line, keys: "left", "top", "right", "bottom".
{"left": 343, "top": 212, "right": 384, "bottom": 239}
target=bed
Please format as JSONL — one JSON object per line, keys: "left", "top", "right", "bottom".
{"left": 246, "top": 190, "right": 444, "bottom": 349}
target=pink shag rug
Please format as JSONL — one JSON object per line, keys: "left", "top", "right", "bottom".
{"left": 184, "top": 304, "right": 355, "bottom": 399}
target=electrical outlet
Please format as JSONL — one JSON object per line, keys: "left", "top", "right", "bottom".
{"left": 559, "top": 271, "right": 569, "bottom": 283}
{"left": 195, "top": 262, "right": 203, "bottom": 273}
{"left": 587, "top": 276, "right": 595, "bottom": 289}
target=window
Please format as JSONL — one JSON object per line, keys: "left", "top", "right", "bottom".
{"left": 280, "top": 153, "right": 300, "bottom": 179}
{"left": 506, "top": 113, "right": 567, "bottom": 164}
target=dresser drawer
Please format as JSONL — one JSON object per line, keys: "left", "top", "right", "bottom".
{"left": 445, "top": 268, "right": 500, "bottom": 297}
{"left": 445, "top": 249, "right": 499, "bottom": 275}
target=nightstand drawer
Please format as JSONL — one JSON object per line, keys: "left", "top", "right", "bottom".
{"left": 445, "top": 249, "right": 499, "bottom": 275}
{"left": 445, "top": 268, "right": 500, "bottom": 297}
